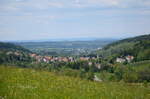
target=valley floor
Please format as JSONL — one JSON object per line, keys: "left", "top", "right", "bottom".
{"left": 0, "top": 66, "right": 150, "bottom": 99}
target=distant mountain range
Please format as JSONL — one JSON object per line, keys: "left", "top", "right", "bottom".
{"left": 2, "top": 38, "right": 118, "bottom": 42}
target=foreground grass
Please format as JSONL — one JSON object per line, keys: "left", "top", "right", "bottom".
{"left": 0, "top": 66, "right": 150, "bottom": 99}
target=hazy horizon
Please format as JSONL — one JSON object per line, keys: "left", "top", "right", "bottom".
{"left": 0, "top": 32, "right": 149, "bottom": 42}
{"left": 0, "top": 34, "right": 144, "bottom": 42}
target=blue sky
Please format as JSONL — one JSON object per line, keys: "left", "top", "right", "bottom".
{"left": 0, "top": 0, "right": 150, "bottom": 41}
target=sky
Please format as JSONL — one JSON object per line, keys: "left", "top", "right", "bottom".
{"left": 0, "top": 0, "right": 150, "bottom": 41}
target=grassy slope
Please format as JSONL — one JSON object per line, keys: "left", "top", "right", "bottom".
{"left": 0, "top": 66, "right": 150, "bottom": 99}
{"left": 97, "top": 34, "right": 150, "bottom": 58}
{"left": 104, "top": 34, "right": 150, "bottom": 49}
{"left": 0, "top": 42, "right": 31, "bottom": 53}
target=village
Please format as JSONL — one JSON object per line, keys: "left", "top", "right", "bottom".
{"left": 116, "top": 55, "right": 134, "bottom": 63}
{"left": 29, "top": 53, "right": 98, "bottom": 63}
{"left": 6, "top": 51, "right": 134, "bottom": 65}
{"left": 30, "top": 53, "right": 134, "bottom": 63}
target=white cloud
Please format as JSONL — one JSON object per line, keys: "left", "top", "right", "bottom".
{"left": 0, "top": 4, "right": 20, "bottom": 11}
{"left": 1, "top": 0, "right": 150, "bottom": 11}
{"left": 87, "top": 0, "right": 120, "bottom": 6}
{"left": 48, "top": 2, "right": 64, "bottom": 8}
{"left": 73, "top": 0, "right": 150, "bottom": 8}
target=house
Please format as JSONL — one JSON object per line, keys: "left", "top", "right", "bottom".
{"left": 88, "top": 62, "right": 92, "bottom": 66}
{"left": 44, "top": 56, "right": 52, "bottom": 60}
{"left": 50, "top": 58, "right": 55, "bottom": 62}
{"left": 14, "top": 52, "right": 20, "bottom": 56}
{"left": 6, "top": 51, "right": 13, "bottom": 55}
{"left": 68, "top": 57, "right": 74, "bottom": 62}
{"left": 80, "top": 57, "right": 89, "bottom": 61}
{"left": 62, "top": 57, "right": 69, "bottom": 62}
{"left": 116, "top": 58, "right": 126, "bottom": 63}
{"left": 95, "top": 63, "right": 101, "bottom": 69}
{"left": 58, "top": 57, "right": 62, "bottom": 62}
{"left": 92, "top": 57, "right": 96, "bottom": 60}
{"left": 35, "top": 56, "right": 42, "bottom": 62}
{"left": 30, "top": 54, "right": 37, "bottom": 57}
{"left": 43, "top": 58, "right": 49, "bottom": 63}
{"left": 126, "top": 55, "right": 134, "bottom": 62}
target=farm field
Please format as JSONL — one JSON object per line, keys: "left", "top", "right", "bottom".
{"left": 0, "top": 66, "right": 150, "bottom": 99}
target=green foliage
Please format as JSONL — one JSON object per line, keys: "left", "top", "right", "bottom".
{"left": 138, "top": 69, "right": 150, "bottom": 82}
{"left": 0, "top": 42, "right": 32, "bottom": 64}
{"left": 97, "top": 34, "right": 150, "bottom": 62}
{"left": 0, "top": 42, "right": 31, "bottom": 53}
{"left": 114, "top": 66, "right": 125, "bottom": 81}
{"left": 137, "top": 48, "right": 150, "bottom": 61}
{"left": 97, "top": 60, "right": 150, "bottom": 83}
{"left": 104, "top": 34, "right": 150, "bottom": 49}
{"left": 123, "top": 70, "right": 138, "bottom": 83}
{"left": 98, "top": 71, "right": 116, "bottom": 81}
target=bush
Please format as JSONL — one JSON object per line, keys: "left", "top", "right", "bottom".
{"left": 99, "top": 71, "right": 116, "bottom": 81}
{"left": 123, "top": 72, "right": 138, "bottom": 83}
{"left": 138, "top": 69, "right": 150, "bottom": 82}
{"left": 56, "top": 69, "right": 81, "bottom": 78}
{"left": 114, "top": 66, "right": 125, "bottom": 81}
{"left": 86, "top": 72, "right": 94, "bottom": 81}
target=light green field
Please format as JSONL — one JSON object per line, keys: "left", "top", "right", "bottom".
{"left": 0, "top": 66, "right": 150, "bottom": 99}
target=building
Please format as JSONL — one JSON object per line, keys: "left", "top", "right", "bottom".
{"left": 30, "top": 54, "right": 37, "bottom": 57}
{"left": 126, "top": 55, "right": 134, "bottom": 62}
{"left": 95, "top": 63, "right": 101, "bottom": 69}
{"left": 116, "top": 58, "right": 126, "bottom": 63}
{"left": 88, "top": 62, "right": 92, "bottom": 66}
{"left": 80, "top": 57, "right": 89, "bottom": 61}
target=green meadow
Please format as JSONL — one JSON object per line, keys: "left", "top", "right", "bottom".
{"left": 0, "top": 65, "right": 150, "bottom": 99}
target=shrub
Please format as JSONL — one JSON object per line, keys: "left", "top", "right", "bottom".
{"left": 138, "top": 69, "right": 150, "bottom": 82}
{"left": 123, "top": 71, "right": 138, "bottom": 83}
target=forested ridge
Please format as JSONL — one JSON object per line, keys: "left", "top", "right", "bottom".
{"left": 97, "top": 34, "right": 150, "bottom": 61}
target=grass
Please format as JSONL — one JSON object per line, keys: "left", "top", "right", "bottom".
{"left": 0, "top": 65, "right": 150, "bottom": 99}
